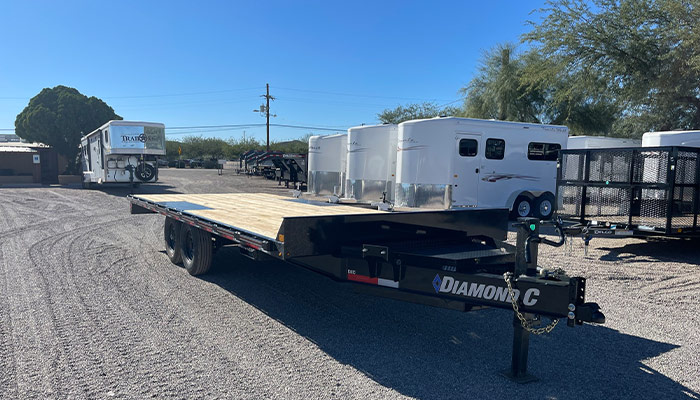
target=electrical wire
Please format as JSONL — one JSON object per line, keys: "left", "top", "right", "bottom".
{"left": 275, "top": 86, "right": 454, "bottom": 102}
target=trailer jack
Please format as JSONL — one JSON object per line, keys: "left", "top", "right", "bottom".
{"left": 502, "top": 217, "right": 605, "bottom": 383}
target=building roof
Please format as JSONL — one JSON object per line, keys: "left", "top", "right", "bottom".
{"left": 0, "top": 141, "right": 50, "bottom": 148}
{"left": 0, "top": 146, "right": 37, "bottom": 153}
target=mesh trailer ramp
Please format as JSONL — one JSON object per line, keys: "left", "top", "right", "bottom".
{"left": 556, "top": 146, "right": 700, "bottom": 244}
{"left": 128, "top": 192, "right": 604, "bottom": 382}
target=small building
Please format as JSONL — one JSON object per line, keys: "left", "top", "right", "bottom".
{"left": 0, "top": 142, "right": 68, "bottom": 184}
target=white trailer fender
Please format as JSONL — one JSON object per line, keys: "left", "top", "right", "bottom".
{"left": 506, "top": 190, "right": 550, "bottom": 211}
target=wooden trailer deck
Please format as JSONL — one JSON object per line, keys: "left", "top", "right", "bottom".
{"left": 132, "top": 193, "right": 387, "bottom": 240}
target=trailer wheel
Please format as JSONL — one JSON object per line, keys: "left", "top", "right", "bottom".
{"left": 534, "top": 194, "right": 555, "bottom": 219}
{"left": 164, "top": 218, "right": 182, "bottom": 264}
{"left": 179, "top": 224, "right": 213, "bottom": 276}
{"left": 511, "top": 196, "right": 532, "bottom": 219}
{"left": 135, "top": 163, "right": 156, "bottom": 181}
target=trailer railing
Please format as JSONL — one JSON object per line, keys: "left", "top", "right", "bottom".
{"left": 556, "top": 146, "right": 700, "bottom": 237}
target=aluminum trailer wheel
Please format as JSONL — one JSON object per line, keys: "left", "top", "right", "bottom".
{"left": 534, "top": 194, "right": 555, "bottom": 220}
{"left": 511, "top": 196, "right": 532, "bottom": 219}
{"left": 164, "top": 217, "right": 182, "bottom": 264}
{"left": 179, "top": 224, "right": 213, "bottom": 276}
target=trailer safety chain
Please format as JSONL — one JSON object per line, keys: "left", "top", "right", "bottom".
{"left": 503, "top": 272, "right": 559, "bottom": 335}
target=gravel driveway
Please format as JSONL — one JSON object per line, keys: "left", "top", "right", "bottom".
{"left": 0, "top": 169, "right": 698, "bottom": 399}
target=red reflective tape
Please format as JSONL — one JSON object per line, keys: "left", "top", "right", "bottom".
{"left": 347, "top": 273, "right": 378, "bottom": 285}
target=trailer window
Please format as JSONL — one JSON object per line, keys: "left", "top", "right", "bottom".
{"left": 528, "top": 142, "right": 561, "bottom": 161}
{"left": 485, "top": 138, "right": 505, "bottom": 160}
{"left": 459, "top": 139, "right": 478, "bottom": 157}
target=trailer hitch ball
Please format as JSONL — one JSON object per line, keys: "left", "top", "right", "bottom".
{"left": 568, "top": 312, "right": 575, "bottom": 320}
{"left": 568, "top": 303, "right": 576, "bottom": 312}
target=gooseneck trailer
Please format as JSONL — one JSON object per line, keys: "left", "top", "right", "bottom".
{"left": 129, "top": 192, "right": 604, "bottom": 382}
{"left": 80, "top": 120, "right": 165, "bottom": 188}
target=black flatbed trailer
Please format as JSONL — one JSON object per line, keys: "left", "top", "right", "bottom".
{"left": 128, "top": 192, "right": 604, "bottom": 382}
{"left": 556, "top": 146, "right": 700, "bottom": 243}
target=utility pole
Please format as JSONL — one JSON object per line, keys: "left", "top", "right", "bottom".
{"left": 265, "top": 83, "right": 271, "bottom": 151}
{"left": 254, "top": 83, "right": 275, "bottom": 151}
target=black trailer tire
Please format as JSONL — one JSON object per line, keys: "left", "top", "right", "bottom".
{"left": 135, "top": 163, "right": 156, "bottom": 181}
{"left": 179, "top": 224, "right": 213, "bottom": 276}
{"left": 511, "top": 196, "right": 532, "bottom": 219}
{"left": 164, "top": 218, "right": 182, "bottom": 264}
{"left": 533, "top": 193, "right": 555, "bottom": 220}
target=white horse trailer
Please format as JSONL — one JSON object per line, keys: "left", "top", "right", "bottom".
{"left": 567, "top": 135, "right": 641, "bottom": 149}
{"left": 396, "top": 117, "right": 568, "bottom": 219}
{"left": 642, "top": 130, "right": 700, "bottom": 147}
{"left": 345, "top": 124, "right": 398, "bottom": 203}
{"left": 307, "top": 133, "right": 347, "bottom": 196}
{"left": 80, "top": 120, "right": 166, "bottom": 188}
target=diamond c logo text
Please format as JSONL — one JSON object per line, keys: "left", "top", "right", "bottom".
{"left": 432, "top": 274, "right": 539, "bottom": 306}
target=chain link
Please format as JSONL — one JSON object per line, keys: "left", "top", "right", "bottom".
{"left": 503, "top": 272, "right": 559, "bottom": 335}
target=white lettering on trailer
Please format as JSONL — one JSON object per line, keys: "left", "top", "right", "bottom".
{"left": 467, "top": 283, "right": 485, "bottom": 298}
{"left": 523, "top": 288, "right": 540, "bottom": 306}
{"left": 435, "top": 274, "right": 532, "bottom": 304}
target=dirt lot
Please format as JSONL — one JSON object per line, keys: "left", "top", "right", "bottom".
{"left": 0, "top": 169, "right": 698, "bottom": 399}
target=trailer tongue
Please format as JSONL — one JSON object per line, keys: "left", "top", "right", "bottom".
{"left": 129, "top": 193, "right": 604, "bottom": 382}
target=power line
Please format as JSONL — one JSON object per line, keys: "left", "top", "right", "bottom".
{"left": 0, "top": 87, "right": 262, "bottom": 102}
{"left": 165, "top": 123, "right": 347, "bottom": 132}
{"left": 275, "top": 86, "right": 454, "bottom": 102}
{"left": 103, "top": 87, "right": 261, "bottom": 99}
{"left": 436, "top": 97, "right": 466, "bottom": 108}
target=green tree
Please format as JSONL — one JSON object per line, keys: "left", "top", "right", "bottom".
{"left": 15, "top": 85, "right": 121, "bottom": 173}
{"left": 461, "top": 43, "right": 618, "bottom": 135}
{"left": 523, "top": 0, "right": 700, "bottom": 136}
{"left": 377, "top": 102, "right": 461, "bottom": 124}
{"left": 180, "top": 136, "right": 231, "bottom": 159}
{"left": 461, "top": 43, "right": 546, "bottom": 123}
{"left": 165, "top": 140, "right": 184, "bottom": 160}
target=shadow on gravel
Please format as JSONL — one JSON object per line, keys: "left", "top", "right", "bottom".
{"left": 598, "top": 238, "right": 700, "bottom": 265}
{"left": 56, "top": 183, "right": 184, "bottom": 197}
{"left": 200, "top": 248, "right": 697, "bottom": 400}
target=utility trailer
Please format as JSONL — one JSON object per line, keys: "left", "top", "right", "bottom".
{"left": 128, "top": 192, "right": 604, "bottom": 382}
{"left": 556, "top": 146, "right": 700, "bottom": 243}
{"left": 272, "top": 153, "right": 307, "bottom": 188}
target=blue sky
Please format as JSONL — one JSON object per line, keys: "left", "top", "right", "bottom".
{"left": 0, "top": 0, "right": 547, "bottom": 143}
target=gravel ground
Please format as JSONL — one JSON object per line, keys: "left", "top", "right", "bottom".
{"left": 0, "top": 168, "right": 698, "bottom": 399}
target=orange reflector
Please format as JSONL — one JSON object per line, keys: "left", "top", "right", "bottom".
{"left": 278, "top": 234, "right": 285, "bottom": 241}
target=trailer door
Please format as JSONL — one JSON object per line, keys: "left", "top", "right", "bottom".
{"left": 451, "top": 134, "right": 481, "bottom": 207}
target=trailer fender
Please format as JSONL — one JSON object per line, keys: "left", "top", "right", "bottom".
{"left": 506, "top": 191, "right": 535, "bottom": 211}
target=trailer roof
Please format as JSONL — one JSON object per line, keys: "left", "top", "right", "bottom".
{"left": 399, "top": 116, "right": 569, "bottom": 132}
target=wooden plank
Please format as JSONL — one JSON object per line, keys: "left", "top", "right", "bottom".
{"left": 134, "top": 193, "right": 387, "bottom": 240}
